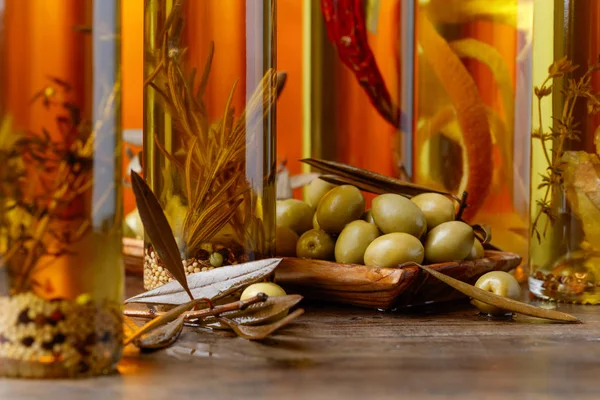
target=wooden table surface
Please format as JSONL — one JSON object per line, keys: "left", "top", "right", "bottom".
{"left": 2, "top": 276, "right": 600, "bottom": 400}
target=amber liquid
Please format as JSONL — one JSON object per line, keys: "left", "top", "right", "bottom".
{"left": 528, "top": 0, "right": 600, "bottom": 303}
{"left": 412, "top": 0, "right": 533, "bottom": 275}
{"left": 0, "top": 0, "right": 123, "bottom": 377}
{"left": 143, "top": 0, "right": 276, "bottom": 289}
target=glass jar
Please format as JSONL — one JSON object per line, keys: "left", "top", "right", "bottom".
{"left": 0, "top": 1, "right": 123, "bottom": 378}
{"left": 143, "top": 1, "right": 276, "bottom": 290}
{"left": 528, "top": 0, "right": 600, "bottom": 303}
{"left": 406, "top": 0, "right": 533, "bottom": 276}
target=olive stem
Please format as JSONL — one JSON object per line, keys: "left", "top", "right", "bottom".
{"left": 124, "top": 293, "right": 269, "bottom": 322}
{"left": 455, "top": 191, "right": 469, "bottom": 221}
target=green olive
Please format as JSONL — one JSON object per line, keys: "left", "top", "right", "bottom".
{"left": 312, "top": 212, "right": 321, "bottom": 230}
{"left": 410, "top": 193, "right": 455, "bottom": 230}
{"left": 240, "top": 282, "right": 286, "bottom": 300}
{"left": 209, "top": 252, "right": 224, "bottom": 267}
{"left": 364, "top": 233, "right": 424, "bottom": 268}
{"left": 296, "top": 229, "right": 336, "bottom": 260}
{"left": 276, "top": 199, "right": 314, "bottom": 235}
{"left": 465, "top": 238, "right": 485, "bottom": 261}
{"left": 335, "top": 220, "right": 380, "bottom": 264}
{"left": 316, "top": 185, "right": 365, "bottom": 234}
{"left": 362, "top": 209, "right": 376, "bottom": 224}
{"left": 275, "top": 226, "right": 299, "bottom": 257}
{"left": 424, "top": 221, "right": 474, "bottom": 263}
{"left": 471, "top": 271, "right": 521, "bottom": 315}
{"left": 306, "top": 178, "right": 336, "bottom": 208}
{"left": 371, "top": 193, "right": 426, "bottom": 238}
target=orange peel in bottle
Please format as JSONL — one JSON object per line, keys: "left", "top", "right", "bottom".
{"left": 417, "top": 13, "right": 493, "bottom": 221}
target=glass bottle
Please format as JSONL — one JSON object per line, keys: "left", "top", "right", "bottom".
{"left": 0, "top": 0, "right": 123, "bottom": 378}
{"left": 306, "top": 0, "right": 402, "bottom": 181}
{"left": 406, "top": 0, "right": 533, "bottom": 276}
{"left": 143, "top": 1, "right": 276, "bottom": 290}
{"left": 529, "top": 0, "right": 600, "bottom": 303}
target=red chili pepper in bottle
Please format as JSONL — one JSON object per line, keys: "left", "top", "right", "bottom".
{"left": 320, "top": 0, "right": 401, "bottom": 128}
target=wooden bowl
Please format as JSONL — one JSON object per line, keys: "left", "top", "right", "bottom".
{"left": 275, "top": 251, "right": 521, "bottom": 310}
{"left": 122, "top": 238, "right": 521, "bottom": 310}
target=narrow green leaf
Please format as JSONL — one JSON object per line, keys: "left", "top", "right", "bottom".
{"left": 130, "top": 170, "right": 194, "bottom": 301}
{"left": 416, "top": 264, "right": 580, "bottom": 323}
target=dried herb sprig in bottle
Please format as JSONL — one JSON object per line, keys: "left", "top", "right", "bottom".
{"left": 529, "top": 0, "right": 600, "bottom": 304}
{"left": 143, "top": 0, "right": 277, "bottom": 291}
{"left": 0, "top": 1, "right": 123, "bottom": 378}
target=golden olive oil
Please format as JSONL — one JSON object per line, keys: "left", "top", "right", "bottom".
{"left": 0, "top": 0, "right": 123, "bottom": 378}
{"left": 143, "top": 0, "right": 276, "bottom": 290}
{"left": 529, "top": 0, "right": 600, "bottom": 303}
{"left": 409, "top": 0, "right": 534, "bottom": 279}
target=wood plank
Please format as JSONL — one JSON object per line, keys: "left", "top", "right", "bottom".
{"left": 1, "top": 276, "right": 600, "bottom": 400}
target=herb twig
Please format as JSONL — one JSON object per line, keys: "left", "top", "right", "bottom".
{"left": 0, "top": 81, "right": 119, "bottom": 294}
{"left": 531, "top": 56, "right": 600, "bottom": 241}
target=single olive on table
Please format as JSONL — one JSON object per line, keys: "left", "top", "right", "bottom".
{"left": 240, "top": 282, "right": 290, "bottom": 321}
{"left": 471, "top": 271, "right": 521, "bottom": 316}
{"left": 240, "top": 282, "right": 287, "bottom": 300}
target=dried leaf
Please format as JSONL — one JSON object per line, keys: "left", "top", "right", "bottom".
{"left": 196, "top": 294, "right": 303, "bottom": 327}
{"left": 561, "top": 151, "right": 600, "bottom": 251}
{"left": 131, "top": 171, "right": 194, "bottom": 301}
{"left": 471, "top": 224, "right": 492, "bottom": 245}
{"left": 134, "top": 314, "right": 185, "bottom": 351}
{"left": 416, "top": 264, "right": 580, "bottom": 323}
{"left": 217, "top": 308, "right": 305, "bottom": 340}
{"left": 125, "top": 258, "right": 282, "bottom": 305}
{"left": 124, "top": 298, "right": 209, "bottom": 345}
{"left": 302, "top": 158, "right": 460, "bottom": 201}
{"left": 276, "top": 71, "right": 287, "bottom": 98}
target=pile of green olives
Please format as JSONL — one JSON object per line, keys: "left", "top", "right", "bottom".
{"left": 275, "top": 179, "right": 485, "bottom": 268}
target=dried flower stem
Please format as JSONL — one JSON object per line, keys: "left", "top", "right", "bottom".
{"left": 1, "top": 81, "right": 119, "bottom": 294}
{"left": 531, "top": 56, "right": 600, "bottom": 241}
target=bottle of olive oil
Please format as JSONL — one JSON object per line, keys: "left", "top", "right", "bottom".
{"left": 0, "top": 0, "right": 123, "bottom": 378}
{"left": 529, "top": 0, "right": 600, "bottom": 303}
{"left": 143, "top": 0, "right": 276, "bottom": 290}
{"left": 409, "top": 0, "right": 533, "bottom": 279}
